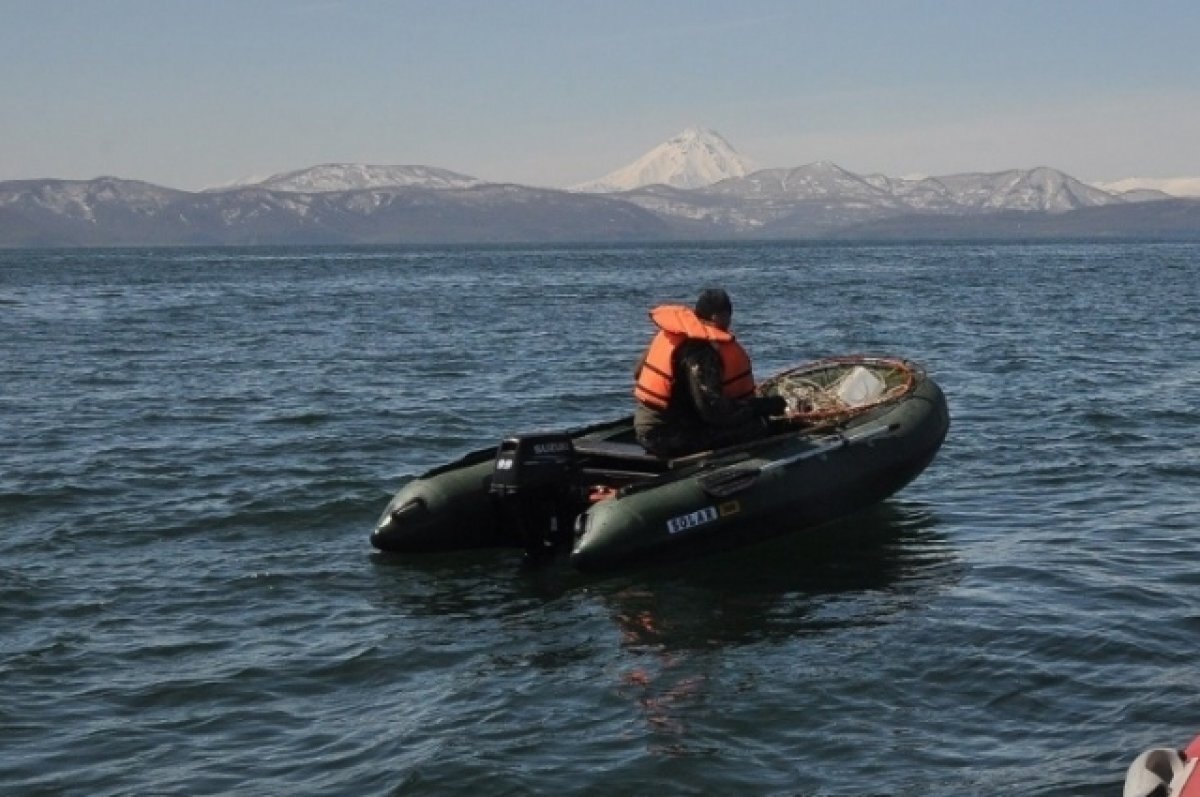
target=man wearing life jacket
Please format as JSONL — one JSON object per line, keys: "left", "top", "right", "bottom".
{"left": 634, "top": 288, "right": 786, "bottom": 457}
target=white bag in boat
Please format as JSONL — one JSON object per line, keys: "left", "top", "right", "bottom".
{"left": 835, "top": 366, "right": 886, "bottom": 408}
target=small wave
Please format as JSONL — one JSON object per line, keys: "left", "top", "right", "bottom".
{"left": 257, "top": 411, "right": 332, "bottom": 426}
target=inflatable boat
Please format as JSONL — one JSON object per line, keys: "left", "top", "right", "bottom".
{"left": 1125, "top": 734, "right": 1200, "bottom": 797}
{"left": 371, "top": 356, "right": 950, "bottom": 572}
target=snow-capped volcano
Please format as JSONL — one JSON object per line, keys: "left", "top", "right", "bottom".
{"left": 213, "top": 164, "right": 483, "bottom": 193}
{"left": 572, "top": 127, "right": 754, "bottom": 193}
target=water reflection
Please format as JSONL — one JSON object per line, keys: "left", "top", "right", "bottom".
{"left": 597, "top": 501, "right": 962, "bottom": 653}
{"left": 367, "top": 501, "right": 962, "bottom": 637}
{"left": 598, "top": 502, "right": 963, "bottom": 758}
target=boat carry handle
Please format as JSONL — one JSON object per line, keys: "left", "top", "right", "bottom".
{"left": 699, "top": 423, "right": 898, "bottom": 498}
{"left": 759, "top": 423, "right": 897, "bottom": 473}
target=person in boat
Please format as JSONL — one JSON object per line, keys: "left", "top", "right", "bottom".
{"left": 633, "top": 288, "right": 786, "bottom": 458}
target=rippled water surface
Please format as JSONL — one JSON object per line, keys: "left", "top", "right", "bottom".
{"left": 2, "top": 243, "right": 1198, "bottom": 796}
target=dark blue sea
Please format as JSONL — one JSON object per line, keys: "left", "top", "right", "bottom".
{"left": 2, "top": 242, "right": 1198, "bottom": 796}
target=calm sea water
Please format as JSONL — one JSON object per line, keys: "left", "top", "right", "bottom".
{"left": 2, "top": 242, "right": 1198, "bottom": 796}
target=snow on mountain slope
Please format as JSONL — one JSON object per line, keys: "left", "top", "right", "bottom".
{"left": 924, "top": 167, "right": 1121, "bottom": 212}
{"left": 572, "top": 127, "right": 754, "bottom": 192}
{"left": 221, "top": 164, "right": 484, "bottom": 193}
{"left": 0, "top": 177, "right": 185, "bottom": 224}
{"left": 708, "top": 162, "right": 897, "bottom": 204}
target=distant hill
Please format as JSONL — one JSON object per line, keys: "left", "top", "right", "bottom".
{"left": 220, "top": 163, "right": 484, "bottom": 193}
{"left": 2, "top": 140, "right": 1197, "bottom": 247}
{"left": 602, "top": 163, "right": 1159, "bottom": 237}
{"left": 0, "top": 179, "right": 678, "bottom": 247}
{"left": 816, "top": 198, "right": 1200, "bottom": 241}
{"left": 1092, "top": 176, "right": 1200, "bottom": 198}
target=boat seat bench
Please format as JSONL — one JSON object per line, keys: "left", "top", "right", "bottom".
{"left": 574, "top": 439, "right": 682, "bottom": 476}
{"left": 572, "top": 438, "right": 715, "bottom": 475}
{"left": 572, "top": 439, "right": 661, "bottom": 463}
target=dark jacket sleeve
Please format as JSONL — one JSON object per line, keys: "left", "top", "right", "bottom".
{"left": 678, "top": 342, "right": 760, "bottom": 427}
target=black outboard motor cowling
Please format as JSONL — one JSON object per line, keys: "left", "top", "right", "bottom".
{"left": 490, "top": 433, "right": 580, "bottom": 561}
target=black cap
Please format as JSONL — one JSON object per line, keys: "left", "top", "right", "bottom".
{"left": 694, "top": 288, "right": 732, "bottom": 321}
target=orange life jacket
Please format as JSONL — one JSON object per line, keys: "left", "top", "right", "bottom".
{"left": 633, "top": 305, "right": 755, "bottom": 411}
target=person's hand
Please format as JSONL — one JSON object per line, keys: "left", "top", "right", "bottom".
{"left": 752, "top": 395, "right": 788, "bottom": 417}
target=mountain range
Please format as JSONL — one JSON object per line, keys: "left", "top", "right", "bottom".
{"left": 2, "top": 129, "right": 1197, "bottom": 246}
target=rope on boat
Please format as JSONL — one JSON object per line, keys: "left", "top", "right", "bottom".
{"left": 758, "top": 355, "right": 919, "bottom": 429}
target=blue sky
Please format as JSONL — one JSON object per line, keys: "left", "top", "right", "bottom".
{"left": 3, "top": 0, "right": 1198, "bottom": 190}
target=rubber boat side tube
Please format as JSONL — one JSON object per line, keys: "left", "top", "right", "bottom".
{"left": 569, "top": 376, "right": 948, "bottom": 572}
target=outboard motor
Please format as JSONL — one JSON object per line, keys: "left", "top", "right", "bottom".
{"left": 489, "top": 433, "right": 580, "bottom": 562}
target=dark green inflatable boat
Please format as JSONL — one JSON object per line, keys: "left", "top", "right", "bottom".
{"left": 371, "top": 356, "right": 950, "bottom": 572}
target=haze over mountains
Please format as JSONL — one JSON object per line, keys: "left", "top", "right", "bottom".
{"left": 2, "top": 128, "right": 1198, "bottom": 247}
